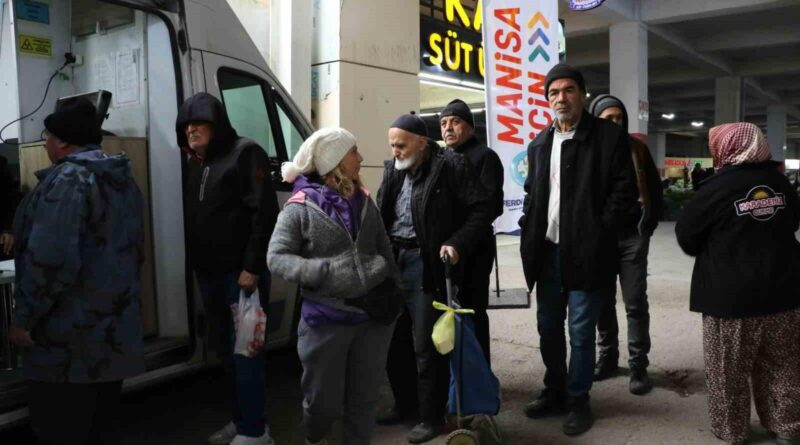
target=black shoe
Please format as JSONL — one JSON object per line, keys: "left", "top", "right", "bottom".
{"left": 407, "top": 422, "right": 442, "bottom": 444}
{"left": 376, "top": 407, "right": 417, "bottom": 426}
{"left": 593, "top": 356, "right": 619, "bottom": 381}
{"left": 524, "top": 392, "right": 566, "bottom": 418}
{"left": 629, "top": 367, "right": 653, "bottom": 395}
{"left": 563, "top": 401, "right": 593, "bottom": 436}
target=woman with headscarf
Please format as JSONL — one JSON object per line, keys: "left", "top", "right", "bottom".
{"left": 267, "top": 127, "right": 402, "bottom": 445}
{"left": 676, "top": 122, "right": 800, "bottom": 445}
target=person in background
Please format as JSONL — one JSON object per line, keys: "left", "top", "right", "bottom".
{"left": 268, "top": 127, "right": 401, "bottom": 445}
{"left": 589, "top": 94, "right": 664, "bottom": 395}
{"left": 439, "top": 99, "right": 504, "bottom": 362}
{"left": 0, "top": 155, "right": 17, "bottom": 258}
{"left": 676, "top": 123, "right": 800, "bottom": 445}
{"left": 177, "top": 92, "right": 279, "bottom": 445}
{"left": 10, "top": 97, "right": 145, "bottom": 445}
{"left": 691, "top": 163, "right": 705, "bottom": 191}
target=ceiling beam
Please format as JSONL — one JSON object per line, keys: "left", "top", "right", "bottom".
{"left": 641, "top": 0, "right": 797, "bottom": 25}
{"left": 696, "top": 25, "right": 800, "bottom": 52}
{"left": 648, "top": 25, "right": 733, "bottom": 74}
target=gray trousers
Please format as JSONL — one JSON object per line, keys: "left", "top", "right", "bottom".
{"left": 596, "top": 232, "right": 652, "bottom": 368}
{"left": 297, "top": 317, "right": 395, "bottom": 445}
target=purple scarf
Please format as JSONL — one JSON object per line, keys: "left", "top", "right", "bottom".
{"left": 292, "top": 175, "right": 364, "bottom": 238}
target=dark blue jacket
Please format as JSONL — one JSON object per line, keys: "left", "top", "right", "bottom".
{"left": 13, "top": 146, "right": 145, "bottom": 383}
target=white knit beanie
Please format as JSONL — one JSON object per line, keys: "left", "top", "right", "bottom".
{"left": 281, "top": 127, "right": 357, "bottom": 183}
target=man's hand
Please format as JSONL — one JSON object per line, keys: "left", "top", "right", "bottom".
{"left": 9, "top": 325, "right": 34, "bottom": 348}
{"left": 0, "top": 233, "right": 13, "bottom": 256}
{"left": 238, "top": 270, "right": 259, "bottom": 292}
{"left": 440, "top": 245, "right": 459, "bottom": 264}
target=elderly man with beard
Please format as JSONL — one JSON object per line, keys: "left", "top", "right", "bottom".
{"left": 519, "top": 64, "right": 637, "bottom": 436}
{"left": 439, "top": 99, "right": 504, "bottom": 362}
{"left": 376, "top": 113, "right": 490, "bottom": 443}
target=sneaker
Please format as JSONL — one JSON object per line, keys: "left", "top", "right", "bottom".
{"left": 562, "top": 401, "right": 593, "bottom": 436}
{"left": 407, "top": 422, "right": 442, "bottom": 444}
{"left": 593, "top": 356, "right": 619, "bottom": 381}
{"left": 523, "top": 392, "right": 566, "bottom": 418}
{"left": 230, "top": 430, "right": 274, "bottom": 445}
{"left": 629, "top": 367, "right": 653, "bottom": 395}
{"left": 208, "top": 422, "right": 237, "bottom": 445}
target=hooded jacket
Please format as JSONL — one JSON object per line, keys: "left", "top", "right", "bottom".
{"left": 177, "top": 93, "right": 279, "bottom": 274}
{"left": 589, "top": 94, "right": 664, "bottom": 236}
{"left": 13, "top": 146, "right": 145, "bottom": 383}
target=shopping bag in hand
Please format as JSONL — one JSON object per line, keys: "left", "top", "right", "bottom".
{"left": 431, "top": 301, "right": 474, "bottom": 355}
{"left": 232, "top": 288, "right": 266, "bottom": 357}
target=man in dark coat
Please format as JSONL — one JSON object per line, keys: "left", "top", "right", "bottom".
{"left": 376, "top": 113, "right": 490, "bottom": 443}
{"left": 519, "top": 64, "right": 637, "bottom": 436}
{"left": 589, "top": 94, "right": 664, "bottom": 395}
{"left": 440, "top": 99, "right": 504, "bottom": 362}
{"left": 176, "top": 92, "right": 279, "bottom": 445}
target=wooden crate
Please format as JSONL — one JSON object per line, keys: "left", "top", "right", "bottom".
{"left": 18, "top": 137, "right": 158, "bottom": 337}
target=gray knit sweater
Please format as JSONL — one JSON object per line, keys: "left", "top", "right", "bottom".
{"left": 267, "top": 189, "right": 398, "bottom": 313}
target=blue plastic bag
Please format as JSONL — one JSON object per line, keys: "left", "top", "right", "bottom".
{"left": 449, "top": 313, "right": 501, "bottom": 416}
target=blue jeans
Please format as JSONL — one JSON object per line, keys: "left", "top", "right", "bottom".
{"left": 197, "top": 270, "right": 269, "bottom": 437}
{"left": 535, "top": 243, "right": 608, "bottom": 401}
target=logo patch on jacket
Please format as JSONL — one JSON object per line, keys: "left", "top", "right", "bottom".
{"left": 734, "top": 186, "right": 785, "bottom": 221}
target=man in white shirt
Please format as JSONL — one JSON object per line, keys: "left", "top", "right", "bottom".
{"left": 518, "top": 64, "right": 637, "bottom": 436}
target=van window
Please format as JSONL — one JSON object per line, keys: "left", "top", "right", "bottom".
{"left": 275, "top": 101, "right": 304, "bottom": 160}
{"left": 218, "top": 70, "right": 278, "bottom": 157}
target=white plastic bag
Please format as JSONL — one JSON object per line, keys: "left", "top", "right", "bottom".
{"left": 232, "top": 289, "right": 267, "bottom": 357}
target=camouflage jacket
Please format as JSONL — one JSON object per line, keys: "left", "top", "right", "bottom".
{"left": 13, "top": 146, "right": 145, "bottom": 383}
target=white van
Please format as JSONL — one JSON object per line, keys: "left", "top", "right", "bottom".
{"left": 0, "top": 0, "right": 312, "bottom": 428}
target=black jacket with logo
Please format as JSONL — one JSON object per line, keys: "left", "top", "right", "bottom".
{"left": 676, "top": 162, "right": 800, "bottom": 318}
{"left": 177, "top": 93, "right": 279, "bottom": 275}
{"left": 519, "top": 111, "right": 637, "bottom": 292}
{"left": 377, "top": 141, "right": 491, "bottom": 295}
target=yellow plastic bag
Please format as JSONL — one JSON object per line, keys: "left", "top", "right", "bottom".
{"left": 431, "top": 301, "right": 475, "bottom": 355}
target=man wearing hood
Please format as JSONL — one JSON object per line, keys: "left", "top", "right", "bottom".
{"left": 9, "top": 97, "right": 145, "bottom": 445}
{"left": 439, "top": 99, "right": 504, "bottom": 362}
{"left": 176, "top": 92, "right": 279, "bottom": 445}
{"left": 589, "top": 94, "right": 664, "bottom": 395}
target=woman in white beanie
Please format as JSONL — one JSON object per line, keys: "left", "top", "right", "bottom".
{"left": 268, "top": 127, "right": 402, "bottom": 445}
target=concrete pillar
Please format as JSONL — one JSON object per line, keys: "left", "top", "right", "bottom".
{"left": 610, "top": 22, "right": 648, "bottom": 138}
{"left": 767, "top": 105, "right": 787, "bottom": 161}
{"left": 714, "top": 76, "right": 743, "bottom": 125}
{"left": 270, "top": 0, "right": 313, "bottom": 122}
{"left": 648, "top": 132, "right": 667, "bottom": 176}
{"left": 312, "top": 0, "right": 420, "bottom": 192}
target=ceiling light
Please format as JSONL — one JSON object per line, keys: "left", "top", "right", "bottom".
{"left": 691, "top": 121, "right": 704, "bottom": 127}
{"left": 661, "top": 113, "right": 675, "bottom": 120}
{"left": 419, "top": 79, "right": 484, "bottom": 93}
{"left": 585, "top": 92, "right": 591, "bottom": 98}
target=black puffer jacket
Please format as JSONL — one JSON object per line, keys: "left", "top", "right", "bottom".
{"left": 177, "top": 93, "right": 279, "bottom": 274}
{"left": 676, "top": 162, "right": 800, "bottom": 318}
{"left": 519, "top": 111, "right": 637, "bottom": 292}
{"left": 377, "top": 141, "right": 490, "bottom": 295}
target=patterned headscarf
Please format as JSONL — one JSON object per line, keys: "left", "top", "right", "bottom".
{"left": 708, "top": 122, "right": 772, "bottom": 169}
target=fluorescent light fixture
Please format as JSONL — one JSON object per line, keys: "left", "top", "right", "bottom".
{"left": 418, "top": 72, "right": 461, "bottom": 85}
{"left": 471, "top": 108, "right": 486, "bottom": 113}
{"left": 585, "top": 92, "right": 591, "bottom": 98}
{"left": 420, "top": 79, "right": 485, "bottom": 93}
{"left": 418, "top": 73, "right": 485, "bottom": 91}
{"left": 661, "top": 113, "right": 675, "bottom": 120}
{"left": 461, "top": 80, "right": 487, "bottom": 90}
{"left": 691, "top": 121, "right": 704, "bottom": 127}
{"left": 419, "top": 112, "right": 438, "bottom": 117}
{"left": 785, "top": 159, "right": 799, "bottom": 170}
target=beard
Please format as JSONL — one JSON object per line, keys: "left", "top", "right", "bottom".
{"left": 394, "top": 153, "right": 418, "bottom": 171}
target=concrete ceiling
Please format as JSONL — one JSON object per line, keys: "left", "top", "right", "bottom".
{"left": 560, "top": 0, "right": 800, "bottom": 144}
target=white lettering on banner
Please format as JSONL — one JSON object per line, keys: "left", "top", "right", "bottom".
{"left": 483, "top": 0, "right": 558, "bottom": 233}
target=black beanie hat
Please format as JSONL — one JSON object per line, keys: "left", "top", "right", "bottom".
{"left": 390, "top": 112, "right": 428, "bottom": 138}
{"left": 44, "top": 97, "right": 102, "bottom": 146}
{"left": 440, "top": 99, "right": 474, "bottom": 128}
{"left": 544, "top": 63, "right": 586, "bottom": 97}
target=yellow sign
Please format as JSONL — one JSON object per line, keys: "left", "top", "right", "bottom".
{"left": 18, "top": 34, "right": 51, "bottom": 57}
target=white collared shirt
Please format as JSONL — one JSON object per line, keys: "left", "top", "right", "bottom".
{"left": 545, "top": 126, "right": 576, "bottom": 244}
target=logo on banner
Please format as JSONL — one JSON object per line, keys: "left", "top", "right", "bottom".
{"left": 569, "top": 0, "right": 605, "bottom": 11}
{"left": 511, "top": 150, "right": 528, "bottom": 186}
{"left": 734, "top": 186, "right": 786, "bottom": 221}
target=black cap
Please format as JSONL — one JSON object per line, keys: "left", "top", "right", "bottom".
{"left": 440, "top": 99, "right": 474, "bottom": 128}
{"left": 544, "top": 63, "right": 586, "bottom": 97}
{"left": 390, "top": 112, "right": 428, "bottom": 138}
{"left": 44, "top": 97, "right": 102, "bottom": 146}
